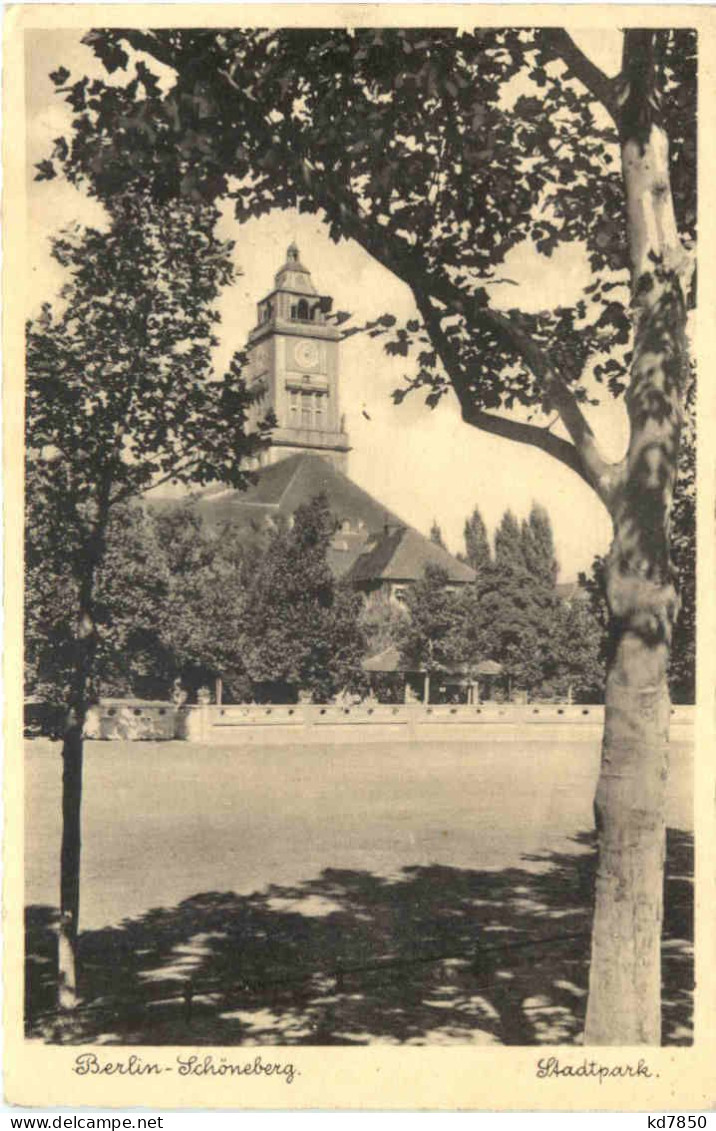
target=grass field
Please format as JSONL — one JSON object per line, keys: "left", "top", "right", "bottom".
{"left": 24, "top": 733, "right": 693, "bottom": 1046}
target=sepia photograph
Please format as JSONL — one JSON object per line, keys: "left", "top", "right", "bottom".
{"left": 4, "top": 4, "right": 714, "bottom": 1112}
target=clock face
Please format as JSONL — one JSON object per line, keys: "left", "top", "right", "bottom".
{"left": 294, "top": 340, "right": 320, "bottom": 370}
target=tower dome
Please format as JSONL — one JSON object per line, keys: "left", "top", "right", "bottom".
{"left": 274, "top": 242, "right": 316, "bottom": 294}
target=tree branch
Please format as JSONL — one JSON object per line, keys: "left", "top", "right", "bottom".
{"left": 415, "top": 279, "right": 623, "bottom": 505}
{"left": 538, "top": 29, "right": 619, "bottom": 123}
{"left": 464, "top": 404, "right": 597, "bottom": 483}
{"left": 215, "top": 60, "right": 623, "bottom": 505}
{"left": 413, "top": 289, "right": 600, "bottom": 494}
{"left": 109, "top": 456, "right": 199, "bottom": 508}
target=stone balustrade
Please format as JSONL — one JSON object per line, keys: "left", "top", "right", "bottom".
{"left": 83, "top": 699, "right": 695, "bottom": 743}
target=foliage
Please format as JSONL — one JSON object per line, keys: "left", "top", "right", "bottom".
{"left": 91, "top": 506, "right": 172, "bottom": 698}
{"left": 25, "top": 487, "right": 171, "bottom": 710}
{"left": 39, "top": 29, "right": 695, "bottom": 425}
{"left": 494, "top": 510, "right": 525, "bottom": 572}
{"left": 460, "top": 505, "right": 491, "bottom": 573}
{"left": 27, "top": 199, "right": 266, "bottom": 512}
{"left": 24, "top": 461, "right": 80, "bottom": 709}
{"left": 25, "top": 194, "right": 268, "bottom": 716}
{"left": 545, "top": 597, "right": 605, "bottom": 702}
{"left": 240, "top": 495, "right": 367, "bottom": 701}
{"left": 150, "top": 503, "right": 268, "bottom": 700}
{"left": 472, "top": 567, "right": 544, "bottom": 695}
{"left": 476, "top": 508, "right": 561, "bottom": 694}
{"left": 521, "top": 503, "right": 559, "bottom": 586}
{"left": 398, "top": 564, "right": 467, "bottom": 676}
{"left": 359, "top": 589, "right": 409, "bottom": 656}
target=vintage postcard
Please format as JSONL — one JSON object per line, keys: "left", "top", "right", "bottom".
{"left": 4, "top": 3, "right": 716, "bottom": 1111}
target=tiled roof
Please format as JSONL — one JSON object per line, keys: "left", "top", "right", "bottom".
{"left": 348, "top": 525, "right": 476, "bottom": 586}
{"left": 178, "top": 454, "right": 407, "bottom": 577}
{"left": 155, "top": 453, "right": 475, "bottom": 586}
{"left": 194, "top": 454, "right": 404, "bottom": 530}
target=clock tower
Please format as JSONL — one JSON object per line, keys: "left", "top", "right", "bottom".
{"left": 246, "top": 243, "right": 351, "bottom": 472}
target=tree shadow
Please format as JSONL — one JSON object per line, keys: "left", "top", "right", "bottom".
{"left": 25, "top": 829, "right": 692, "bottom": 1047}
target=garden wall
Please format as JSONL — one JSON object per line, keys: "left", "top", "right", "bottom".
{"left": 83, "top": 699, "right": 695, "bottom": 744}
{"left": 84, "top": 699, "right": 186, "bottom": 741}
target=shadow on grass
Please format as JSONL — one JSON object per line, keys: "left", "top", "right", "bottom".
{"left": 26, "top": 829, "right": 693, "bottom": 1047}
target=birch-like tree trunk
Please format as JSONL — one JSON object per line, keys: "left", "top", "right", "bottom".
{"left": 584, "top": 32, "right": 691, "bottom": 1044}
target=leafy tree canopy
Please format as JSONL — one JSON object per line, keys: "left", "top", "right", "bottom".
{"left": 241, "top": 494, "right": 367, "bottom": 701}
{"left": 27, "top": 194, "right": 268, "bottom": 530}
{"left": 25, "top": 490, "right": 171, "bottom": 710}
{"left": 39, "top": 28, "right": 695, "bottom": 488}
{"left": 399, "top": 563, "right": 467, "bottom": 675}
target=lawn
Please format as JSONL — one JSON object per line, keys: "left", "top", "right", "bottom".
{"left": 25, "top": 733, "right": 693, "bottom": 1046}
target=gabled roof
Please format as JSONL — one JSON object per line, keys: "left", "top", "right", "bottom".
{"left": 155, "top": 453, "right": 475, "bottom": 586}
{"left": 195, "top": 453, "right": 404, "bottom": 530}
{"left": 179, "top": 453, "right": 407, "bottom": 577}
{"left": 347, "top": 525, "right": 476, "bottom": 586}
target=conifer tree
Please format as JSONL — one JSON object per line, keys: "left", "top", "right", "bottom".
{"left": 482, "top": 510, "right": 557, "bottom": 695}
{"left": 521, "top": 504, "right": 559, "bottom": 586}
{"left": 493, "top": 510, "right": 525, "bottom": 573}
{"left": 462, "top": 506, "right": 492, "bottom": 573}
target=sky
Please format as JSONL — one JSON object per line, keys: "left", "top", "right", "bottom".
{"left": 24, "top": 28, "right": 627, "bottom": 580}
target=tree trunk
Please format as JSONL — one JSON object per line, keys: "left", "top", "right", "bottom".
{"left": 585, "top": 33, "right": 690, "bottom": 1044}
{"left": 57, "top": 561, "right": 99, "bottom": 1012}
{"left": 585, "top": 553, "right": 674, "bottom": 1043}
{"left": 58, "top": 718, "right": 84, "bottom": 1010}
